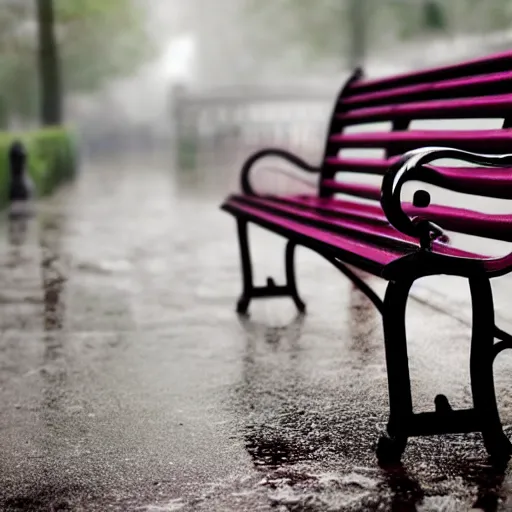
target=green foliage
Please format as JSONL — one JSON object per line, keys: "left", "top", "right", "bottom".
{"left": 486, "top": 2, "right": 512, "bottom": 31}
{"left": 0, "top": 97, "right": 7, "bottom": 130}
{"left": 390, "top": 3, "right": 422, "bottom": 40}
{"left": 0, "top": 127, "right": 77, "bottom": 208}
{"left": 56, "top": 0, "right": 135, "bottom": 22}
{"left": 27, "top": 127, "right": 77, "bottom": 194}
{"left": 0, "top": 0, "right": 152, "bottom": 121}
{"left": 244, "top": 0, "right": 512, "bottom": 63}
{"left": 0, "top": 56, "right": 39, "bottom": 120}
{"left": 245, "top": 0, "right": 347, "bottom": 59}
{"left": 54, "top": 0, "right": 152, "bottom": 93}
{"left": 423, "top": 1, "right": 447, "bottom": 31}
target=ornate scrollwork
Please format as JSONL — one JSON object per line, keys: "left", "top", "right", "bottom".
{"left": 381, "top": 146, "right": 512, "bottom": 249}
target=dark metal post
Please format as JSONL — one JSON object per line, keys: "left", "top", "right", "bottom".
{"left": 9, "top": 141, "right": 32, "bottom": 202}
{"left": 285, "top": 242, "right": 306, "bottom": 313}
{"left": 236, "top": 220, "right": 253, "bottom": 314}
{"left": 469, "top": 276, "right": 512, "bottom": 460}
{"left": 36, "top": 0, "right": 63, "bottom": 126}
{"left": 8, "top": 141, "right": 34, "bottom": 225}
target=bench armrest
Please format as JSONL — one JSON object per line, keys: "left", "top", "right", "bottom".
{"left": 240, "top": 148, "right": 319, "bottom": 195}
{"left": 381, "top": 146, "right": 512, "bottom": 247}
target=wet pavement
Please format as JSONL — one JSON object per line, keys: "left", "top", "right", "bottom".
{"left": 1, "top": 152, "right": 512, "bottom": 511}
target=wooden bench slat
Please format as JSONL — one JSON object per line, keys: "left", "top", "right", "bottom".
{"left": 278, "top": 193, "right": 512, "bottom": 243}
{"left": 249, "top": 194, "right": 509, "bottom": 256}
{"left": 222, "top": 196, "right": 493, "bottom": 266}
{"left": 341, "top": 71, "right": 512, "bottom": 109}
{"left": 416, "top": 165, "right": 512, "bottom": 200}
{"left": 222, "top": 199, "right": 403, "bottom": 275}
{"left": 272, "top": 195, "right": 388, "bottom": 224}
{"left": 348, "top": 50, "right": 512, "bottom": 94}
{"left": 329, "top": 130, "right": 512, "bottom": 153}
{"left": 324, "top": 157, "right": 512, "bottom": 199}
{"left": 416, "top": 203, "right": 512, "bottom": 242}
{"left": 237, "top": 195, "right": 418, "bottom": 249}
{"left": 338, "top": 94, "right": 512, "bottom": 125}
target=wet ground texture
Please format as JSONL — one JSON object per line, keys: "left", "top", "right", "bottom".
{"left": 2, "top": 153, "right": 512, "bottom": 511}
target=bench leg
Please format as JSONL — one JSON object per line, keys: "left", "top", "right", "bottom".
{"left": 236, "top": 219, "right": 254, "bottom": 314}
{"left": 377, "top": 279, "right": 413, "bottom": 464}
{"left": 469, "top": 276, "right": 511, "bottom": 461}
{"left": 285, "top": 242, "right": 306, "bottom": 313}
{"left": 235, "top": 220, "right": 306, "bottom": 314}
{"left": 377, "top": 275, "right": 512, "bottom": 464}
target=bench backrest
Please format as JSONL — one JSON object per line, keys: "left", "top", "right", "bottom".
{"left": 319, "top": 50, "right": 512, "bottom": 243}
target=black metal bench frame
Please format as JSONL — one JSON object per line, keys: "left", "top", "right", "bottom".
{"left": 223, "top": 65, "right": 512, "bottom": 464}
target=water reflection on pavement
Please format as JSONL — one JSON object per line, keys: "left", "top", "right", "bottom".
{"left": 0, "top": 152, "right": 511, "bottom": 511}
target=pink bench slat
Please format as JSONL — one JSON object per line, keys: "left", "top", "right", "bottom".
{"left": 274, "top": 194, "right": 512, "bottom": 243}
{"left": 222, "top": 199, "right": 404, "bottom": 275}
{"left": 348, "top": 50, "right": 512, "bottom": 94}
{"left": 324, "top": 157, "right": 512, "bottom": 199}
{"left": 329, "top": 130, "right": 512, "bottom": 153}
{"left": 223, "top": 195, "right": 493, "bottom": 268}
{"left": 338, "top": 94, "right": 512, "bottom": 125}
{"left": 341, "top": 70, "right": 512, "bottom": 109}
{"left": 271, "top": 195, "right": 388, "bottom": 224}
{"left": 408, "top": 203, "right": 512, "bottom": 243}
{"left": 237, "top": 195, "right": 418, "bottom": 249}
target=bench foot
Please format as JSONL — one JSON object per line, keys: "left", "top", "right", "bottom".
{"left": 236, "top": 296, "right": 251, "bottom": 315}
{"left": 380, "top": 275, "right": 512, "bottom": 462}
{"left": 483, "top": 431, "right": 512, "bottom": 463}
{"left": 377, "top": 405, "right": 512, "bottom": 465}
{"left": 377, "top": 433, "right": 407, "bottom": 465}
{"left": 235, "top": 220, "right": 306, "bottom": 314}
{"left": 434, "top": 394, "right": 452, "bottom": 414}
{"left": 380, "top": 279, "right": 414, "bottom": 462}
{"left": 469, "top": 276, "right": 512, "bottom": 462}
{"left": 285, "top": 242, "right": 306, "bottom": 313}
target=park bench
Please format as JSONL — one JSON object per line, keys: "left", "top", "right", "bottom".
{"left": 220, "top": 50, "right": 512, "bottom": 463}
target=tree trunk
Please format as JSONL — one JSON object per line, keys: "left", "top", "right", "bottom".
{"left": 0, "top": 96, "right": 8, "bottom": 130}
{"left": 36, "top": 0, "right": 63, "bottom": 126}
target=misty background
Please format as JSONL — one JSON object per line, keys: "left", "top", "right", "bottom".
{"left": 3, "top": 0, "right": 512, "bottom": 164}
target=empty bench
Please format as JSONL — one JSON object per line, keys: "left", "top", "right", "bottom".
{"left": 221, "top": 51, "right": 512, "bottom": 463}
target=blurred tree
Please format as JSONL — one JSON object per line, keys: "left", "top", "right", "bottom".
{"left": 423, "top": 1, "right": 447, "bottom": 31}
{"left": 0, "top": 0, "right": 151, "bottom": 125}
{"left": 246, "top": 0, "right": 346, "bottom": 60}
{"left": 37, "top": 0, "right": 62, "bottom": 125}
{"left": 0, "top": 1, "right": 39, "bottom": 124}
{"left": 0, "top": 97, "right": 7, "bottom": 130}
{"left": 244, "top": 0, "right": 512, "bottom": 68}
{"left": 244, "top": 0, "right": 410, "bottom": 68}
{"left": 55, "top": 0, "right": 151, "bottom": 93}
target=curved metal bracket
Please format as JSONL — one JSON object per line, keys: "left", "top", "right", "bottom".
{"left": 381, "top": 146, "right": 512, "bottom": 243}
{"left": 240, "top": 148, "right": 319, "bottom": 195}
{"left": 285, "top": 241, "right": 306, "bottom": 313}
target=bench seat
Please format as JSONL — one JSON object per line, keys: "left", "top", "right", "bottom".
{"left": 220, "top": 50, "right": 512, "bottom": 463}
{"left": 222, "top": 193, "right": 493, "bottom": 277}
